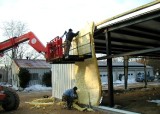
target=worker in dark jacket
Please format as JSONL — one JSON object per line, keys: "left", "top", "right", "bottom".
{"left": 64, "top": 29, "right": 79, "bottom": 58}
{"left": 62, "top": 86, "right": 78, "bottom": 109}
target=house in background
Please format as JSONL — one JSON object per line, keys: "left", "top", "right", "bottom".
{"left": 98, "top": 61, "right": 154, "bottom": 84}
{"left": 11, "top": 59, "right": 51, "bottom": 89}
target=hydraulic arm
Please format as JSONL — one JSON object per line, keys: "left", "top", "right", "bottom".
{"left": 0, "top": 31, "right": 46, "bottom": 55}
{"left": 0, "top": 31, "right": 64, "bottom": 61}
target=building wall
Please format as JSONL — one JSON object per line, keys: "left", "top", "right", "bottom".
{"left": 8, "top": 67, "right": 12, "bottom": 84}
{"left": 99, "top": 66, "right": 154, "bottom": 83}
{"left": 27, "top": 68, "right": 51, "bottom": 86}
{"left": 0, "top": 68, "right": 7, "bottom": 82}
{"left": 52, "top": 64, "right": 75, "bottom": 99}
{"left": 11, "top": 61, "right": 20, "bottom": 89}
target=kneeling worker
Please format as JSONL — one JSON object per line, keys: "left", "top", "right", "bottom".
{"left": 62, "top": 86, "right": 78, "bottom": 110}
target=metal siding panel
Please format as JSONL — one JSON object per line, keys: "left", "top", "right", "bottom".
{"left": 52, "top": 64, "right": 74, "bottom": 99}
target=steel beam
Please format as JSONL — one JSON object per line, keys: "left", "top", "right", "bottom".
{"left": 124, "top": 56, "right": 129, "bottom": 90}
{"left": 144, "top": 58, "right": 148, "bottom": 88}
{"left": 97, "top": 47, "right": 160, "bottom": 60}
{"left": 105, "top": 30, "right": 114, "bottom": 107}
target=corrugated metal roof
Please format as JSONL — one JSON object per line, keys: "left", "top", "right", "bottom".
{"left": 94, "top": 1, "right": 160, "bottom": 59}
{"left": 14, "top": 59, "right": 51, "bottom": 69}
{"left": 96, "top": 1, "right": 160, "bottom": 28}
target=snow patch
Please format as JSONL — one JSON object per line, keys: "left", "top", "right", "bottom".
{"left": 24, "top": 84, "right": 52, "bottom": 92}
{"left": 148, "top": 100, "right": 160, "bottom": 106}
{"left": 102, "top": 78, "right": 137, "bottom": 85}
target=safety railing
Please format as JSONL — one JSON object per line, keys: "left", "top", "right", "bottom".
{"left": 69, "top": 32, "right": 92, "bottom": 56}
{"left": 45, "top": 32, "right": 92, "bottom": 62}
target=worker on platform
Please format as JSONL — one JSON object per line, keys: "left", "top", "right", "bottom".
{"left": 64, "top": 29, "right": 79, "bottom": 58}
{"left": 62, "top": 86, "right": 78, "bottom": 110}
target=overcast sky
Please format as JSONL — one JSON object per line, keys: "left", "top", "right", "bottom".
{"left": 0, "top": 0, "right": 154, "bottom": 45}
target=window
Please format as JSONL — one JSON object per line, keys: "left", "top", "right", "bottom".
{"left": 0, "top": 74, "right": 2, "bottom": 78}
{"left": 103, "top": 75, "right": 107, "bottom": 77}
{"left": 31, "top": 73, "right": 39, "bottom": 80}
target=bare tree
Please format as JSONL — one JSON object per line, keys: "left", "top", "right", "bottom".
{"left": 0, "top": 20, "right": 44, "bottom": 65}
{"left": 2, "top": 20, "right": 28, "bottom": 59}
{"left": 2, "top": 20, "right": 27, "bottom": 38}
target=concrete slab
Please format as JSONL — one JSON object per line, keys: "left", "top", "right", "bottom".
{"left": 94, "top": 106, "right": 141, "bottom": 114}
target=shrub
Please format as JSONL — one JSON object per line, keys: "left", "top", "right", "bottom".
{"left": 42, "top": 71, "right": 52, "bottom": 87}
{"left": 18, "top": 68, "right": 31, "bottom": 88}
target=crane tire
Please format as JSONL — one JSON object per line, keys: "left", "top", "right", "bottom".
{"left": 2, "top": 87, "right": 20, "bottom": 111}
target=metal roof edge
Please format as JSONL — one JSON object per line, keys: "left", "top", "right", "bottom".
{"left": 13, "top": 59, "right": 20, "bottom": 68}
{"left": 96, "top": 0, "right": 160, "bottom": 27}
{"left": 13, "top": 59, "right": 51, "bottom": 69}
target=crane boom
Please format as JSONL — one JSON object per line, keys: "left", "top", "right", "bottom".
{"left": 0, "top": 31, "right": 64, "bottom": 61}
{"left": 0, "top": 31, "right": 46, "bottom": 54}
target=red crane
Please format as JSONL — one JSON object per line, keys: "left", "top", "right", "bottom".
{"left": 0, "top": 31, "right": 64, "bottom": 111}
{"left": 0, "top": 31, "right": 63, "bottom": 61}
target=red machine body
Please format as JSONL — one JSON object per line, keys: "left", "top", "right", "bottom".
{"left": 0, "top": 86, "right": 6, "bottom": 100}
{"left": 0, "top": 31, "right": 63, "bottom": 61}
{"left": 46, "top": 36, "right": 63, "bottom": 61}
{"left": 0, "top": 32, "right": 64, "bottom": 111}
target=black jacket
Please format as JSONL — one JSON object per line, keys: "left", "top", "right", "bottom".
{"left": 66, "top": 31, "right": 79, "bottom": 42}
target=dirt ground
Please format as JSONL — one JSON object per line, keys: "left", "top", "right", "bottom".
{"left": 101, "top": 82, "right": 160, "bottom": 114}
{"left": 0, "top": 90, "right": 107, "bottom": 114}
{"left": 0, "top": 83, "right": 160, "bottom": 114}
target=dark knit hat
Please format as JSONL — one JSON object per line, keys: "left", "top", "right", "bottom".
{"left": 69, "top": 28, "right": 72, "bottom": 31}
{"left": 73, "top": 86, "right": 78, "bottom": 91}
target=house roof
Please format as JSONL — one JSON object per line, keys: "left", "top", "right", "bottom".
{"left": 94, "top": 1, "right": 160, "bottom": 59}
{"left": 14, "top": 59, "right": 51, "bottom": 69}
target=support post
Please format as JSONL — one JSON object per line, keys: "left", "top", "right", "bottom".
{"left": 124, "top": 56, "right": 129, "bottom": 90}
{"left": 105, "top": 30, "right": 114, "bottom": 107}
{"left": 144, "top": 58, "right": 147, "bottom": 88}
